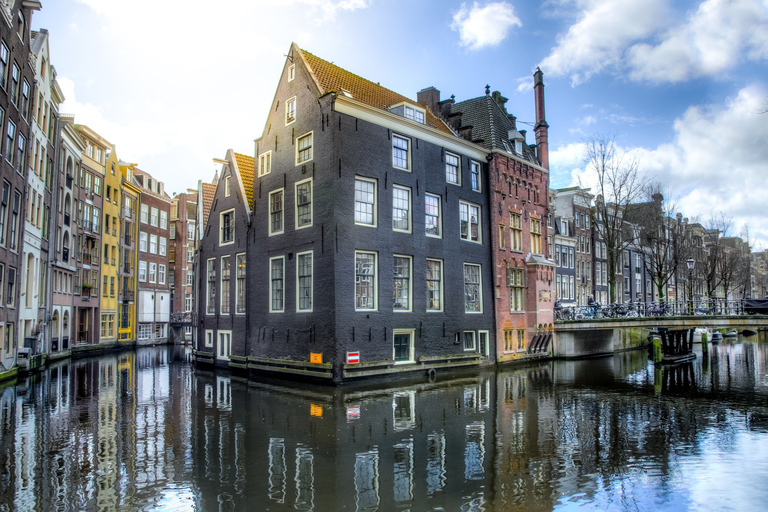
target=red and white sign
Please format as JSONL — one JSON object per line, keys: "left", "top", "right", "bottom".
{"left": 347, "top": 351, "right": 360, "bottom": 364}
{"left": 346, "top": 405, "right": 360, "bottom": 420}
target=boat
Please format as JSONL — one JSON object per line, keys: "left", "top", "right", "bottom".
{"left": 711, "top": 332, "right": 723, "bottom": 343}
{"left": 724, "top": 330, "right": 738, "bottom": 338}
{"left": 742, "top": 329, "right": 758, "bottom": 337}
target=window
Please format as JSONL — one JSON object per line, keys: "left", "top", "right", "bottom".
{"left": 158, "top": 264, "right": 166, "bottom": 285}
{"left": 9, "top": 190, "right": 18, "bottom": 250}
{"left": 140, "top": 204, "right": 149, "bottom": 224}
{"left": 94, "top": 177, "right": 101, "bottom": 195}
{"left": 149, "top": 234, "right": 157, "bottom": 254}
{"left": 220, "top": 209, "right": 234, "bottom": 244}
{"left": 445, "top": 152, "right": 460, "bottom": 185}
{"left": 295, "top": 178, "right": 312, "bottom": 229}
{"left": 159, "top": 237, "right": 166, "bottom": 256}
{"left": 393, "top": 256, "right": 411, "bottom": 311}
{"left": 10, "top": 63, "right": 18, "bottom": 105}
{"left": 424, "top": 193, "right": 441, "bottom": 237}
{"left": 463, "top": 331, "right": 476, "bottom": 352}
{"left": 137, "top": 324, "right": 151, "bottom": 341}
{"left": 139, "top": 232, "right": 148, "bottom": 252}
{"left": 138, "top": 261, "right": 147, "bottom": 282}
{"left": 160, "top": 211, "right": 168, "bottom": 230}
{"left": 221, "top": 256, "right": 231, "bottom": 314}
{"left": 286, "top": 97, "right": 296, "bottom": 125}
{"left": 296, "top": 251, "right": 313, "bottom": 312}
{"left": 0, "top": 181, "right": 6, "bottom": 245}
{"left": 269, "top": 256, "right": 284, "bottom": 312}
{"left": 355, "top": 251, "right": 377, "bottom": 310}
{"left": 470, "top": 161, "right": 480, "bottom": 191}
{"left": 217, "top": 331, "right": 231, "bottom": 361}
{"left": 0, "top": 43, "right": 7, "bottom": 90}
{"left": 530, "top": 217, "right": 542, "bottom": 255}
{"left": 148, "top": 262, "right": 157, "bottom": 283}
{"left": 186, "top": 270, "right": 194, "bottom": 286}
{"left": 517, "top": 329, "right": 525, "bottom": 351}
{"left": 404, "top": 105, "right": 425, "bottom": 124}
{"left": 426, "top": 259, "right": 443, "bottom": 311}
{"left": 102, "top": 276, "right": 108, "bottom": 296}
{"left": 459, "top": 202, "right": 481, "bottom": 242}
{"left": 188, "top": 223, "right": 195, "bottom": 240}
{"left": 464, "top": 263, "right": 482, "bottom": 313}
{"left": 185, "top": 293, "right": 193, "bottom": 312}
{"left": 354, "top": 177, "right": 376, "bottom": 226}
{"left": 508, "top": 267, "right": 524, "bottom": 312}
{"left": 5, "top": 267, "right": 14, "bottom": 306}
{"left": 4, "top": 120, "right": 13, "bottom": 163}
{"left": 259, "top": 151, "right": 271, "bottom": 177}
{"left": 296, "top": 132, "right": 313, "bottom": 164}
{"left": 288, "top": 64, "right": 295, "bottom": 81}
{"left": 206, "top": 259, "right": 216, "bottom": 315}
{"left": 504, "top": 329, "right": 514, "bottom": 353}
{"left": 498, "top": 225, "right": 505, "bottom": 249}
{"left": 20, "top": 80, "right": 29, "bottom": 119}
{"left": 393, "top": 329, "right": 414, "bottom": 363}
{"left": 224, "top": 175, "right": 230, "bottom": 197}
{"left": 392, "top": 186, "right": 411, "bottom": 232}
{"left": 269, "top": 190, "right": 283, "bottom": 235}
{"left": 392, "top": 135, "right": 409, "bottom": 170}
{"left": 235, "top": 254, "right": 246, "bottom": 314}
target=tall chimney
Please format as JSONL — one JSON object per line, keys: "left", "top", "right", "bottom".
{"left": 533, "top": 67, "right": 549, "bottom": 170}
{"left": 417, "top": 87, "right": 440, "bottom": 116}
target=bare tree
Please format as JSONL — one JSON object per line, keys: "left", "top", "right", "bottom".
{"left": 585, "top": 134, "right": 647, "bottom": 303}
{"left": 702, "top": 212, "right": 732, "bottom": 301}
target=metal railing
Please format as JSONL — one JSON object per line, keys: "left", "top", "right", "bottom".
{"left": 555, "top": 299, "right": 753, "bottom": 322}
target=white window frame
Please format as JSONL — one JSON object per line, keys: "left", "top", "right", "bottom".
{"left": 355, "top": 250, "right": 377, "bottom": 311}
{"left": 403, "top": 104, "right": 425, "bottom": 124}
{"left": 235, "top": 253, "right": 246, "bottom": 315}
{"left": 295, "top": 131, "right": 313, "bottom": 165}
{"left": 149, "top": 234, "right": 157, "bottom": 254}
{"left": 148, "top": 262, "right": 157, "bottom": 283}
{"left": 296, "top": 250, "right": 313, "bottom": 313}
{"left": 392, "top": 134, "right": 410, "bottom": 171}
{"left": 269, "top": 189, "right": 284, "bottom": 236}
{"left": 459, "top": 201, "right": 482, "bottom": 243}
{"left": 269, "top": 256, "right": 285, "bottom": 313}
{"left": 288, "top": 64, "right": 295, "bottom": 81}
{"left": 392, "top": 185, "right": 411, "bottom": 233}
{"left": 160, "top": 211, "right": 168, "bottom": 230}
{"left": 140, "top": 204, "right": 148, "bottom": 224}
{"left": 219, "top": 208, "right": 235, "bottom": 245}
{"left": 426, "top": 258, "right": 443, "bottom": 312}
{"left": 224, "top": 175, "right": 231, "bottom": 197}
{"left": 220, "top": 255, "right": 231, "bottom": 314}
{"left": 354, "top": 177, "right": 377, "bottom": 227}
{"left": 150, "top": 207, "right": 158, "bottom": 227}
{"left": 285, "top": 96, "right": 296, "bottom": 126}
{"left": 217, "top": 330, "right": 231, "bottom": 361}
{"left": 392, "top": 328, "right": 415, "bottom": 364}
{"left": 206, "top": 258, "right": 216, "bottom": 316}
{"left": 138, "top": 261, "right": 146, "bottom": 282}
{"left": 393, "top": 255, "right": 412, "bottom": 312}
{"left": 205, "top": 329, "right": 214, "bottom": 348}
{"left": 425, "top": 193, "right": 442, "bottom": 238}
{"left": 463, "top": 263, "right": 483, "bottom": 314}
{"left": 259, "top": 150, "right": 271, "bottom": 177}
{"left": 294, "top": 177, "right": 313, "bottom": 230}
{"left": 139, "top": 231, "right": 148, "bottom": 252}
{"left": 463, "top": 331, "right": 477, "bottom": 352}
{"left": 445, "top": 152, "right": 460, "bottom": 185}
{"left": 158, "top": 264, "right": 166, "bottom": 285}
{"left": 470, "top": 160, "right": 481, "bottom": 192}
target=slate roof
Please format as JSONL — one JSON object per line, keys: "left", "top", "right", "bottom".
{"left": 201, "top": 182, "right": 217, "bottom": 230}
{"left": 298, "top": 47, "right": 453, "bottom": 135}
{"left": 233, "top": 152, "right": 255, "bottom": 207}
{"left": 452, "top": 94, "right": 539, "bottom": 164}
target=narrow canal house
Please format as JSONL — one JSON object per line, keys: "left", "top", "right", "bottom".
{"left": 195, "top": 43, "right": 498, "bottom": 382}
{"left": 449, "top": 74, "right": 555, "bottom": 362}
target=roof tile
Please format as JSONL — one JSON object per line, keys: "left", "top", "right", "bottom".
{"left": 233, "top": 152, "right": 255, "bottom": 207}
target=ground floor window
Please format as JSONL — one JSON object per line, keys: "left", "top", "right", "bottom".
{"left": 100, "top": 313, "right": 115, "bottom": 338}
{"left": 463, "top": 331, "right": 476, "bottom": 351}
{"left": 205, "top": 329, "right": 213, "bottom": 348}
{"left": 138, "top": 323, "right": 151, "bottom": 340}
{"left": 392, "top": 329, "right": 414, "bottom": 364}
{"left": 218, "top": 330, "right": 231, "bottom": 360}
{"left": 517, "top": 329, "right": 525, "bottom": 351}
{"left": 503, "top": 329, "right": 514, "bottom": 353}
{"left": 155, "top": 323, "right": 165, "bottom": 339}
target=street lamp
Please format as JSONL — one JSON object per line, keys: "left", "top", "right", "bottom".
{"left": 686, "top": 258, "right": 695, "bottom": 315}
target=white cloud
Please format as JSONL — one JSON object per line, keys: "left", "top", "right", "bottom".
{"left": 540, "top": 0, "right": 768, "bottom": 85}
{"left": 539, "top": 0, "right": 668, "bottom": 85}
{"left": 451, "top": 2, "right": 522, "bottom": 50}
{"left": 552, "top": 84, "right": 768, "bottom": 246}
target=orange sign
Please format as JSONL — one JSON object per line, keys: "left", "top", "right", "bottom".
{"left": 310, "top": 404, "right": 323, "bottom": 417}
{"left": 310, "top": 353, "right": 322, "bottom": 364}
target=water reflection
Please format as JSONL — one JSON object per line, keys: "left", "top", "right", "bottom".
{"left": 1, "top": 340, "right": 768, "bottom": 510}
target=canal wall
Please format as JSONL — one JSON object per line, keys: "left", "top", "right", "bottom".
{"left": 553, "top": 327, "right": 650, "bottom": 358}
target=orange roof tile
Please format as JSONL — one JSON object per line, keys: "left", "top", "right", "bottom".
{"left": 299, "top": 47, "right": 453, "bottom": 135}
{"left": 233, "top": 152, "right": 255, "bottom": 207}
{"left": 201, "top": 182, "right": 217, "bottom": 230}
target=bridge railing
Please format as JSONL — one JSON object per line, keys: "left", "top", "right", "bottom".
{"left": 555, "top": 298, "right": 752, "bottom": 322}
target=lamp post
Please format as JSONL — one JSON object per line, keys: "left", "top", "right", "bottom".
{"left": 686, "top": 258, "right": 695, "bottom": 315}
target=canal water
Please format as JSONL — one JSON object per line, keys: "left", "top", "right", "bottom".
{"left": 2, "top": 336, "right": 768, "bottom": 511}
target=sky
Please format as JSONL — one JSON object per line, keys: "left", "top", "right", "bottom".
{"left": 32, "top": 0, "right": 768, "bottom": 245}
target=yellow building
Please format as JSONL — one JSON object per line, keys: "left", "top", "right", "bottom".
{"left": 119, "top": 162, "right": 141, "bottom": 343}
{"left": 100, "top": 148, "right": 122, "bottom": 344}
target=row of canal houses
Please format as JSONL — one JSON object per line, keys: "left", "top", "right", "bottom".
{"left": 0, "top": 2, "right": 200, "bottom": 374}
{"left": 194, "top": 44, "right": 555, "bottom": 383}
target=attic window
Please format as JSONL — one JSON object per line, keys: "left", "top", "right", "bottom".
{"left": 404, "top": 106, "right": 425, "bottom": 124}
{"left": 515, "top": 141, "right": 523, "bottom": 155}
{"left": 288, "top": 64, "right": 295, "bottom": 81}
{"left": 340, "top": 89, "right": 353, "bottom": 98}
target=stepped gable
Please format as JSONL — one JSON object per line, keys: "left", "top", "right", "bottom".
{"left": 299, "top": 47, "right": 453, "bottom": 136}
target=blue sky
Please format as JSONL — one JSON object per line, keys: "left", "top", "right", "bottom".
{"left": 32, "top": 0, "right": 768, "bottom": 245}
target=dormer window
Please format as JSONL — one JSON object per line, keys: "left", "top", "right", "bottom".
{"left": 404, "top": 105, "right": 425, "bottom": 124}
{"left": 515, "top": 140, "right": 523, "bottom": 155}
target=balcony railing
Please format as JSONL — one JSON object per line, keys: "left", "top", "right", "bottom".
{"left": 554, "top": 298, "right": 753, "bottom": 321}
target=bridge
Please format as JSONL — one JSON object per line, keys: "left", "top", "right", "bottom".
{"left": 553, "top": 315, "right": 768, "bottom": 358}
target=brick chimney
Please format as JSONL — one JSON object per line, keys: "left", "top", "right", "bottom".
{"left": 533, "top": 67, "right": 549, "bottom": 169}
{"left": 417, "top": 86, "right": 440, "bottom": 115}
